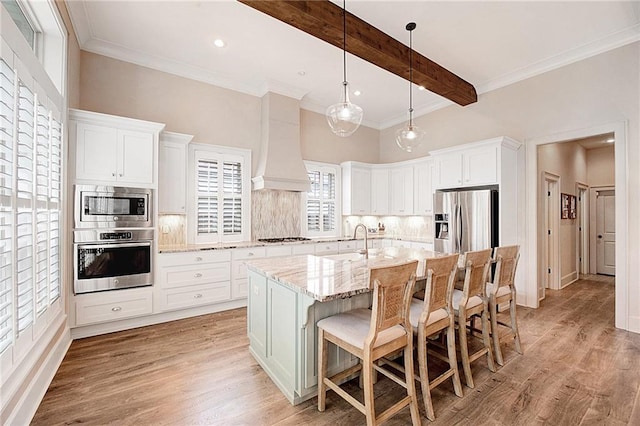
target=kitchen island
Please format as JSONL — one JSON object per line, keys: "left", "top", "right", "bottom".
{"left": 245, "top": 247, "right": 443, "bottom": 405}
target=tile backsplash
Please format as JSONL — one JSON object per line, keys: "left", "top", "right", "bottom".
{"left": 158, "top": 214, "right": 186, "bottom": 246}
{"left": 343, "top": 215, "right": 433, "bottom": 240}
{"left": 252, "top": 190, "right": 302, "bottom": 239}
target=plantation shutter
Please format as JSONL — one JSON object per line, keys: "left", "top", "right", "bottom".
{"left": 307, "top": 170, "right": 321, "bottom": 232}
{"left": 16, "top": 80, "right": 34, "bottom": 334}
{"left": 49, "top": 117, "right": 61, "bottom": 302}
{"left": 322, "top": 171, "right": 336, "bottom": 232}
{"left": 197, "top": 159, "right": 218, "bottom": 235}
{"left": 0, "top": 59, "right": 15, "bottom": 352}
{"left": 222, "top": 161, "right": 242, "bottom": 235}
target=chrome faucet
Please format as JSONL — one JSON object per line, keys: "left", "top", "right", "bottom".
{"left": 353, "top": 223, "right": 369, "bottom": 259}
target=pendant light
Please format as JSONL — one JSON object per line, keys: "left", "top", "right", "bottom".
{"left": 326, "top": 0, "right": 363, "bottom": 137}
{"left": 396, "top": 22, "right": 425, "bottom": 152}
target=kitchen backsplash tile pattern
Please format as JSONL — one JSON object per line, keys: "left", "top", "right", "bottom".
{"left": 344, "top": 215, "right": 434, "bottom": 240}
{"left": 158, "top": 215, "right": 186, "bottom": 246}
{"left": 252, "top": 190, "right": 302, "bottom": 239}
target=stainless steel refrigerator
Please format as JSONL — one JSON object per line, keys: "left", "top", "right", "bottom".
{"left": 434, "top": 187, "right": 499, "bottom": 253}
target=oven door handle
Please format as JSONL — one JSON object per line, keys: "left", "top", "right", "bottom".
{"left": 77, "top": 241, "right": 152, "bottom": 250}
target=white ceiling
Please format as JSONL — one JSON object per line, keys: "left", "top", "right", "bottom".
{"left": 67, "top": 1, "right": 640, "bottom": 130}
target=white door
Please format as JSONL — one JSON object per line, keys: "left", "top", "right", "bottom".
{"left": 596, "top": 190, "right": 615, "bottom": 275}
{"left": 541, "top": 173, "right": 560, "bottom": 300}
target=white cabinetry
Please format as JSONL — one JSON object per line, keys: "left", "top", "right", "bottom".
{"left": 315, "top": 241, "right": 340, "bottom": 255}
{"left": 159, "top": 131, "right": 192, "bottom": 214}
{"left": 70, "top": 109, "right": 164, "bottom": 187}
{"left": 232, "top": 247, "right": 266, "bottom": 300}
{"left": 414, "top": 159, "right": 435, "bottom": 215}
{"left": 74, "top": 287, "right": 153, "bottom": 327}
{"left": 342, "top": 162, "right": 371, "bottom": 215}
{"left": 390, "top": 166, "right": 414, "bottom": 215}
{"left": 370, "top": 168, "right": 389, "bottom": 215}
{"left": 431, "top": 138, "right": 515, "bottom": 190}
{"left": 156, "top": 250, "right": 231, "bottom": 311}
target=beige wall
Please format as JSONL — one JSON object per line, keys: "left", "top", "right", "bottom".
{"left": 587, "top": 145, "right": 615, "bottom": 187}
{"left": 538, "top": 141, "right": 587, "bottom": 282}
{"left": 300, "top": 109, "right": 379, "bottom": 164}
{"left": 79, "top": 52, "right": 379, "bottom": 173}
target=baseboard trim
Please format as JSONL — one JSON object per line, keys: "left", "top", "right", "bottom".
{"left": 4, "top": 318, "right": 71, "bottom": 425}
{"left": 561, "top": 271, "right": 579, "bottom": 288}
{"left": 627, "top": 316, "right": 640, "bottom": 334}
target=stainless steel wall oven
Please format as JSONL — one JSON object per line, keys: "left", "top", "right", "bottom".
{"left": 74, "top": 229, "right": 154, "bottom": 294}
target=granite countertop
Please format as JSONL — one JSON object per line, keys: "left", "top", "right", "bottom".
{"left": 245, "top": 247, "right": 448, "bottom": 302}
{"left": 158, "top": 235, "right": 434, "bottom": 253}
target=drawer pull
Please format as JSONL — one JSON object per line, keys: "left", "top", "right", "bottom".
{"left": 194, "top": 273, "right": 203, "bottom": 278}
{"left": 195, "top": 256, "right": 203, "bottom": 262}
{"left": 111, "top": 306, "right": 122, "bottom": 312}
{"left": 194, "top": 293, "right": 203, "bottom": 299}
{"left": 248, "top": 252, "right": 254, "bottom": 256}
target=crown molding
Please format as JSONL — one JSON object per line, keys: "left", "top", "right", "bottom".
{"left": 65, "top": 0, "right": 92, "bottom": 46}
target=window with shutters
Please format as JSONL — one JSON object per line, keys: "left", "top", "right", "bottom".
{"left": 1, "top": 0, "right": 66, "bottom": 393}
{"left": 190, "top": 145, "right": 250, "bottom": 244}
{"left": 304, "top": 161, "right": 341, "bottom": 237}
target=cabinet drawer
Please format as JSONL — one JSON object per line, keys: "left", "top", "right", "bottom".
{"left": 266, "top": 245, "right": 293, "bottom": 258}
{"left": 233, "top": 259, "right": 250, "bottom": 280}
{"left": 291, "top": 244, "right": 316, "bottom": 255}
{"left": 232, "top": 247, "right": 266, "bottom": 261}
{"left": 158, "top": 282, "right": 231, "bottom": 312}
{"left": 232, "top": 278, "right": 248, "bottom": 299}
{"left": 338, "top": 240, "right": 363, "bottom": 252}
{"left": 391, "top": 240, "right": 411, "bottom": 249}
{"left": 164, "top": 263, "right": 230, "bottom": 288}
{"left": 75, "top": 288, "right": 152, "bottom": 326}
{"left": 158, "top": 250, "right": 231, "bottom": 267}
{"left": 315, "top": 242, "right": 340, "bottom": 254}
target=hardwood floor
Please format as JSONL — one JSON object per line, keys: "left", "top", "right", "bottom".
{"left": 32, "top": 275, "right": 640, "bottom": 425}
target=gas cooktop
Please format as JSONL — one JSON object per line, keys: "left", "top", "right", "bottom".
{"left": 257, "top": 237, "right": 312, "bottom": 243}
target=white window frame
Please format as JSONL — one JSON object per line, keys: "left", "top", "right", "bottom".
{"left": 0, "top": 0, "right": 67, "bottom": 395}
{"left": 304, "top": 161, "right": 341, "bottom": 238}
{"left": 187, "top": 143, "right": 251, "bottom": 244}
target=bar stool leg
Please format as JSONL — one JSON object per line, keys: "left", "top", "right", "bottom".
{"left": 481, "top": 307, "right": 496, "bottom": 372}
{"left": 318, "top": 328, "right": 327, "bottom": 411}
{"left": 418, "top": 330, "right": 435, "bottom": 421}
{"left": 489, "top": 298, "right": 504, "bottom": 366}
{"left": 510, "top": 299, "right": 523, "bottom": 354}
{"left": 447, "top": 322, "right": 464, "bottom": 397}
{"left": 457, "top": 312, "right": 474, "bottom": 388}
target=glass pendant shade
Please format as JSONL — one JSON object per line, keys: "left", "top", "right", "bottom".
{"left": 397, "top": 21, "right": 424, "bottom": 152}
{"left": 326, "top": 0, "right": 363, "bottom": 137}
{"left": 395, "top": 122, "right": 425, "bottom": 152}
{"left": 326, "top": 82, "right": 364, "bottom": 137}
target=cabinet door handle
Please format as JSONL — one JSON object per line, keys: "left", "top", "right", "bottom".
{"left": 112, "top": 172, "right": 116, "bottom": 177}
{"left": 194, "top": 293, "right": 203, "bottom": 299}
{"left": 195, "top": 257, "right": 203, "bottom": 262}
{"left": 194, "top": 273, "right": 203, "bottom": 278}
{"left": 111, "top": 306, "right": 122, "bottom": 312}
{"left": 119, "top": 173, "right": 123, "bottom": 177}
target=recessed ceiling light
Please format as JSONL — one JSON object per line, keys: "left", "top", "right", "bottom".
{"left": 354, "top": 90, "right": 362, "bottom": 96}
{"left": 418, "top": 85, "right": 426, "bottom": 91}
{"left": 214, "top": 39, "right": 225, "bottom": 48}
{"left": 606, "top": 137, "right": 615, "bottom": 143}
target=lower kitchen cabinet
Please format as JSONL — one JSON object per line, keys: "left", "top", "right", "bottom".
{"left": 247, "top": 269, "right": 371, "bottom": 404}
{"left": 74, "top": 287, "right": 153, "bottom": 326}
{"left": 156, "top": 250, "right": 231, "bottom": 312}
{"left": 232, "top": 247, "right": 267, "bottom": 300}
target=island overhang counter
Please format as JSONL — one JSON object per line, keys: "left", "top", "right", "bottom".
{"left": 245, "top": 247, "right": 442, "bottom": 405}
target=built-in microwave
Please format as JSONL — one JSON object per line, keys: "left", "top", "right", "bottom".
{"left": 75, "top": 185, "right": 152, "bottom": 229}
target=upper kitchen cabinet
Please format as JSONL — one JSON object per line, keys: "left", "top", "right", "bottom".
{"left": 370, "top": 167, "right": 390, "bottom": 215}
{"left": 342, "top": 162, "right": 371, "bottom": 215}
{"left": 430, "top": 137, "right": 521, "bottom": 190}
{"left": 389, "top": 165, "right": 414, "bottom": 215}
{"left": 159, "top": 131, "right": 193, "bottom": 214}
{"left": 413, "top": 159, "right": 435, "bottom": 215}
{"left": 70, "top": 109, "right": 165, "bottom": 188}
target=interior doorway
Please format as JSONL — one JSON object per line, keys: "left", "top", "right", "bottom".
{"left": 576, "top": 183, "right": 589, "bottom": 275}
{"left": 593, "top": 188, "right": 615, "bottom": 276}
{"left": 541, "top": 171, "right": 560, "bottom": 299}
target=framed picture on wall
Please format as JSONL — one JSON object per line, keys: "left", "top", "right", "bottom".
{"left": 569, "top": 194, "right": 577, "bottom": 219}
{"left": 561, "top": 193, "right": 570, "bottom": 219}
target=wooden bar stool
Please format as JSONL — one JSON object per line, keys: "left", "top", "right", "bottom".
{"left": 452, "top": 248, "right": 496, "bottom": 388}
{"left": 317, "top": 260, "right": 421, "bottom": 426}
{"left": 486, "top": 245, "right": 522, "bottom": 366}
{"left": 410, "top": 254, "right": 463, "bottom": 421}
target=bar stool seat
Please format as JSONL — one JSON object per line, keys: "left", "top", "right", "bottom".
{"left": 317, "top": 260, "right": 421, "bottom": 426}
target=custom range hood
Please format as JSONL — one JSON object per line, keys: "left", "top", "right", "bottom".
{"left": 252, "top": 92, "right": 310, "bottom": 192}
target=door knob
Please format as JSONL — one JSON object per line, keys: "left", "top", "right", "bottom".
{"left": 598, "top": 235, "right": 603, "bottom": 239}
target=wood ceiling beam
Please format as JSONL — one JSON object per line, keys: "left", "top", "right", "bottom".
{"left": 238, "top": 0, "right": 477, "bottom": 106}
